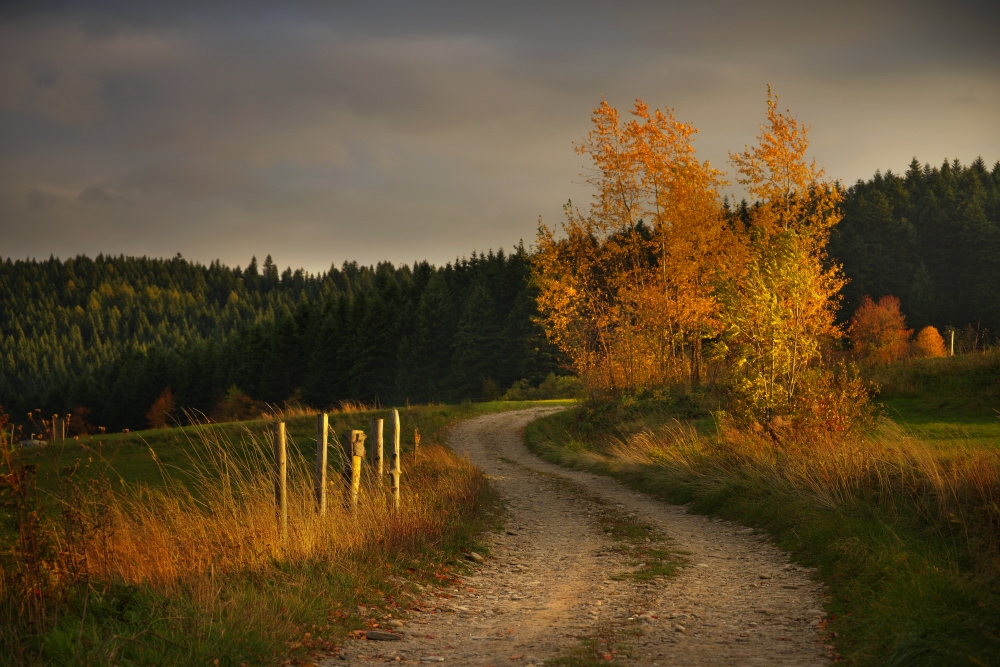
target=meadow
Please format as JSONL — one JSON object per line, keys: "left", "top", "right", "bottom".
{"left": 524, "top": 351, "right": 1000, "bottom": 666}
{"left": 0, "top": 400, "right": 572, "bottom": 666}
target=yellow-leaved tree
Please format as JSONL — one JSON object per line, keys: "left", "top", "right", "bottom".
{"left": 534, "top": 99, "right": 732, "bottom": 394}
{"left": 721, "top": 87, "right": 846, "bottom": 423}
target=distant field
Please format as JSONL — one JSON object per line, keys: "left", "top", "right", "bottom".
{"left": 873, "top": 351, "right": 1000, "bottom": 451}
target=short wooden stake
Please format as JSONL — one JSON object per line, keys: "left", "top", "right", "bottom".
{"left": 315, "top": 413, "right": 329, "bottom": 515}
{"left": 273, "top": 421, "right": 287, "bottom": 540}
{"left": 343, "top": 430, "right": 366, "bottom": 511}
{"left": 390, "top": 409, "right": 401, "bottom": 510}
{"left": 950, "top": 329, "right": 955, "bottom": 356}
{"left": 370, "top": 418, "right": 384, "bottom": 477}
{"left": 413, "top": 428, "right": 420, "bottom": 461}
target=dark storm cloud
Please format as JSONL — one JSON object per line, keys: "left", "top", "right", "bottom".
{"left": 1, "top": 1, "right": 998, "bottom": 272}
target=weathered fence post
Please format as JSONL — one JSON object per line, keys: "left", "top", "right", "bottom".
{"left": 273, "top": 421, "right": 287, "bottom": 540}
{"left": 390, "top": 409, "right": 401, "bottom": 510}
{"left": 343, "top": 430, "right": 366, "bottom": 511}
{"left": 370, "top": 418, "right": 384, "bottom": 477}
{"left": 950, "top": 329, "right": 955, "bottom": 356}
{"left": 315, "top": 413, "right": 328, "bottom": 515}
{"left": 413, "top": 428, "right": 420, "bottom": 461}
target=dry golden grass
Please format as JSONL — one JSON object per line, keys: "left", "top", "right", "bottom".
{"left": 603, "top": 419, "right": 1000, "bottom": 553}
{"left": 66, "top": 423, "right": 480, "bottom": 592}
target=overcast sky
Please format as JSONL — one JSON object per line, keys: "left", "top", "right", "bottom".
{"left": 2, "top": 1, "right": 998, "bottom": 274}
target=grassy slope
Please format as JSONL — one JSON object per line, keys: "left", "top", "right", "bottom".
{"left": 25, "top": 400, "right": 576, "bottom": 495}
{"left": 3, "top": 400, "right": 574, "bottom": 666}
{"left": 523, "top": 361, "right": 1000, "bottom": 666}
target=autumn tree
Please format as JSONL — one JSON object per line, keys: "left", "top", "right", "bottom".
{"left": 912, "top": 325, "right": 947, "bottom": 358}
{"left": 534, "top": 99, "right": 731, "bottom": 393}
{"left": 145, "top": 388, "right": 176, "bottom": 429}
{"left": 721, "top": 87, "right": 846, "bottom": 422}
{"left": 849, "top": 295, "right": 912, "bottom": 364}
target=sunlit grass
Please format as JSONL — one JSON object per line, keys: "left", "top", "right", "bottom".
{"left": 2, "top": 400, "right": 571, "bottom": 665}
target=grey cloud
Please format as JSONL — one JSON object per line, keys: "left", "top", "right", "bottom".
{"left": 77, "top": 183, "right": 130, "bottom": 205}
{"left": 0, "top": 1, "right": 998, "bottom": 271}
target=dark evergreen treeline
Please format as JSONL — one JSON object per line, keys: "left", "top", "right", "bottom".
{"left": 0, "top": 248, "right": 562, "bottom": 432}
{"left": 830, "top": 157, "right": 1000, "bottom": 338}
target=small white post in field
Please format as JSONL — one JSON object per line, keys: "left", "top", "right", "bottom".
{"left": 273, "top": 421, "right": 287, "bottom": 540}
{"left": 315, "top": 413, "right": 329, "bottom": 515}
{"left": 950, "top": 330, "right": 955, "bottom": 356}
{"left": 370, "top": 418, "right": 384, "bottom": 477}
{"left": 390, "top": 409, "right": 402, "bottom": 510}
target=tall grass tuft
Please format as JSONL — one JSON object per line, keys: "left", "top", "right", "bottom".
{"left": 608, "top": 420, "right": 1000, "bottom": 553}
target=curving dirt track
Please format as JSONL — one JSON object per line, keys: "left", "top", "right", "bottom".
{"left": 332, "top": 407, "right": 833, "bottom": 666}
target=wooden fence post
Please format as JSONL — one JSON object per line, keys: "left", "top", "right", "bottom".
{"left": 343, "top": 430, "right": 366, "bottom": 511}
{"left": 370, "top": 418, "right": 384, "bottom": 477}
{"left": 950, "top": 329, "right": 955, "bottom": 356}
{"left": 315, "top": 413, "right": 328, "bottom": 515}
{"left": 413, "top": 428, "right": 420, "bottom": 461}
{"left": 273, "top": 421, "right": 287, "bottom": 540}
{"left": 390, "top": 409, "right": 401, "bottom": 510}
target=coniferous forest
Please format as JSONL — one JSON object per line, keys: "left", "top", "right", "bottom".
{"left": 2, "top": 158, "right": 997, "bottom": 433}
{"left": 831, "top": 158, "right": 1000, "bottom": 337}
{"left": 0, "top": 247, "right": 563, "bottom": 432}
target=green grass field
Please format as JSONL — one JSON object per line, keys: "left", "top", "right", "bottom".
{"left": 874, "top": 351, "right": 1000, "bottom": 451}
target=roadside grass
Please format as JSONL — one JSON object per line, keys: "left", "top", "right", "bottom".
{"left": 0, "top": 400, "right": 567, "bottom": 666}
{"left": 525, "top": 381, "right": 1000, "bottom": 666}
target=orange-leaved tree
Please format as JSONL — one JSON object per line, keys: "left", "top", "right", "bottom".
{"left": 721, "top": 86, "right": 846, "bottom": 422}
{"left": 913, "top": 325, "right": 947, "bottom": 358}
{"left": 146, "top": 388, "right": 176, "bottom": 429}
{"left": 534, "top": 98, "right": 732, "bottom": 394}
{"left": 849, "top": 295, "right": 912, "bottom": 364}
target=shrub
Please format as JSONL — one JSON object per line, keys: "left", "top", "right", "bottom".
{"left": 912, "top": 325, "right": 948, "bottom": 358}
{"left": 502, "top": 373, "right": 585, "bottom": 400}
{"left": 849, "top": 295, "right": 912, "bottom": 364}
{"left": 210, "top": 385, "right": 267, "bottom": 422}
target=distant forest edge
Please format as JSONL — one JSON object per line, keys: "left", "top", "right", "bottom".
{"left": 1, "top": 246, "right": 567, "bottom": 432}
{"left": 831, "top": 157, "right": 1000, "bottom": 337}
{"left": 2, "top": 156, "right": 998, "bottom": 433}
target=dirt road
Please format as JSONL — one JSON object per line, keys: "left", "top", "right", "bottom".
{"left": 332, "top": 407, "right": 832, "bottom": 666}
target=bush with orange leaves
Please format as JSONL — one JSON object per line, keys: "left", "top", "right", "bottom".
{"left": 849, "top": 295, "right": 912, "bottom": 364}
{"left": 913, "top": 325, "right": 948, "bottom": 358}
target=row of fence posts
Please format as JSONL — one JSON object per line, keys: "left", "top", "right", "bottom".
{"left": 271, "top": 409, "right": 410, "bottom": 539}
